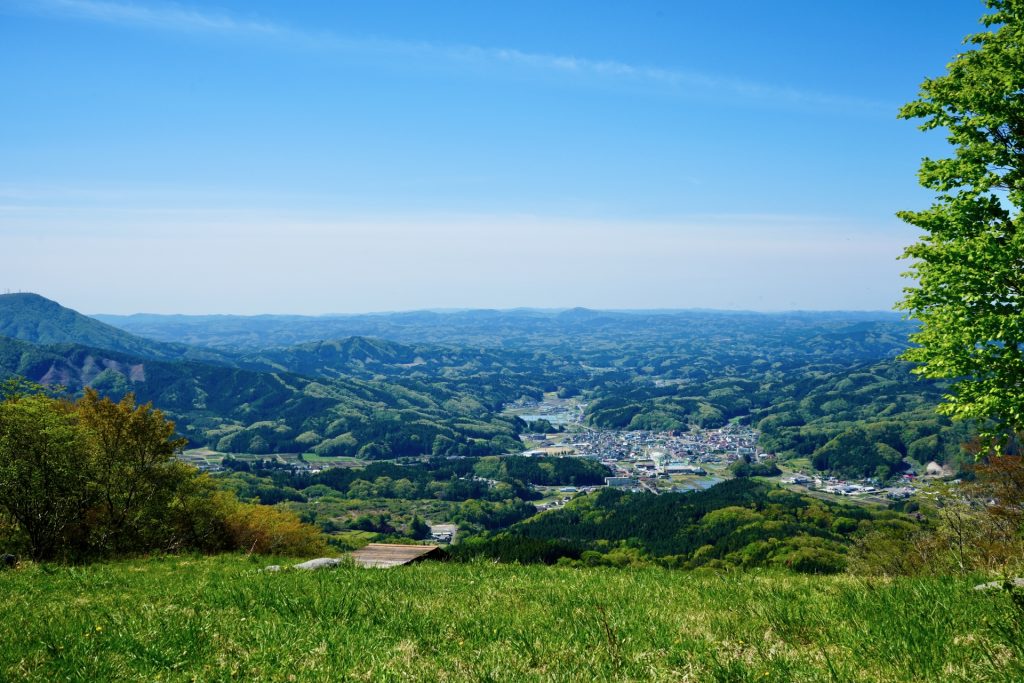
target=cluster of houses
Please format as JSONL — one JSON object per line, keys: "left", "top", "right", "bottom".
{"left": 516, "top": 426, "right": 769, "bottom": 495}
{"left": 509, "top": 396, "right": 585, "bottom": 428}
{"left": 782, "top": 473, "right": 921, "bottom": 501}
{"left": 822, "top": 482, "right": 878, "bottom": 496}
{"left": 428, "top": 524, "right": 458, "bottom": 544}
{"left": 527, "top": 426, "right": 765, "bottom": 494}
{"left": 564, "top": 425, "right": 760, "bottom": 464}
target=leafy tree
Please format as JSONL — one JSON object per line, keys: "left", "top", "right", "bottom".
{"left": 215, "top": 494, "right": 326, "bottom": 556}
{"left": 730, "top": 456, "right": 782, "bottom": 478}
{"left": 410, "top": 515, "right": 431, "bottom": 540}
{"left": 76, "top": 389, "right": 189, "bottom": 552}
{"left": 391, "top": 478, "right": 418, "bottom": 499}
{"left": 525, "top": 418, "right": 557, "bottom": 433}
{"left": 0, "top": 390, "right": 94, "bottom": 560}
{"left": 897, "top": 0, "right": 1024, "bottom": 443}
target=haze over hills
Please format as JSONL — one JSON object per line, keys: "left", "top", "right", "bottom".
{"left": 93, "top": 307, "right": 910, "bottom": 351}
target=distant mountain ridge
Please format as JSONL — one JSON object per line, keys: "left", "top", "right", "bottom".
{"left": 93, "top": 306, "right": 912, "bottom": 351}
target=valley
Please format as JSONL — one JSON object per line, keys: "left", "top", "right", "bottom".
{"left": 0, "top": 292, "right": 958, "bottom": 563}
{"left": 0, "top": 293, "right": 1006, "bottom": 575}
{"left": 5, "top": 293, "right": 975, "bottom": 576}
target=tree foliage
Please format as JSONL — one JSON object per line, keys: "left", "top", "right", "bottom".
{"left": 0, "top": 381, "right": 324, "bottom": 560}
{"left": 851, "top": 458, "right": 1024, "bottom": 577}
{"left": 897, "top": 0, "right": 1024, "bottom": 442}
{"left": 0, "top": 387, "right": 95, "bottom": 560}
{"left": 810, "top": 428, "right": 905, "bottom": 480}
{"left": 451, "top": 480, "right": 888, "bottom": 573}
{"left": 76, "top": 389, "right": 190, "bottom": 552}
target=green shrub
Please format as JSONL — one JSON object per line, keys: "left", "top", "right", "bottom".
{"left": 0, "top": 382, "right": 326, "bottom": 561}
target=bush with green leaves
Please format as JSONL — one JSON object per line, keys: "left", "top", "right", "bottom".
{"left": 0, "top": 380, "right": 324, "bottom": 561}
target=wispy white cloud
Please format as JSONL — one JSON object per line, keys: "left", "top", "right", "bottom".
{"left": 25, "top": 0, "right": 284, "bottom": 36}
{"left": 11, "top": 0, "right": 888, "bottom": 113}
{"left": 457, "top": 46, "right": 883, "bottom": 111}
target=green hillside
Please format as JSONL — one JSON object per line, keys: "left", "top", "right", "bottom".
{"left": 454, "top": 479, "right": 892, "bottom": 570}
{"left": 1, "top": 554, "right": 1020, "bottom": 682}
{"left": 0, "top": 293, "right": 228, "bottom": 363}
{"left": 240, "top": 336, "right": 420, "bottom": 375}
{"left": 0, "top": 335, "right": 524, "bottom": 457}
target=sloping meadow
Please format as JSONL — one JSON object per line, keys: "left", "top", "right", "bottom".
{"left": 1, "top": 555, "right": 1021, "bottom": 682}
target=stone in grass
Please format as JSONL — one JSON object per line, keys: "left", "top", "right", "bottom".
{"left": 263, "top": 565, "right": 282, "bottom": 572}
{"left": 292, "top": 558, "right": 344, "bottom": 571}
{"left": 973, "top": 578, "right": 1024, "bottom": 591}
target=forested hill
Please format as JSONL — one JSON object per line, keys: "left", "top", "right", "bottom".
{"left": 0, "top": 293, "right": 230, "bottom": 363}
{"left": 453, "top": 478, "right": 900, "bottom": 572}
{"left": 241, "top": 336, "right": 420, "bottom": 374}
{"left": 0, "top": 333, "right": 528, "bottom": 457}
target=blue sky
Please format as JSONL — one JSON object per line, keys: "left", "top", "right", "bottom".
{"left": 0, "top": 0, "right": 984, "bottom": 314}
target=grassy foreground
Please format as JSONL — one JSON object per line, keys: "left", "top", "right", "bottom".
{"left": 1, "top": 555, "right": 1022, "bottom": 682}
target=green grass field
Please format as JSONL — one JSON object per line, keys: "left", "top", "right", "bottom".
{"left": 1, "top": 555, "right": 1021, "bottom": 682}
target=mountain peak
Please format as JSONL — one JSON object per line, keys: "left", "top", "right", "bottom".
{"left": 0, "top": 292, "right": 62, "bottom": 306}
{"left": 0, "top": 293, "right": 192, "bottom": 360}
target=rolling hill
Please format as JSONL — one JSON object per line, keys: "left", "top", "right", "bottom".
{"left": 0, "top": 293, "right": 230, "bottom": 363}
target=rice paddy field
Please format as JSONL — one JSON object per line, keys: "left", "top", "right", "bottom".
{"left": 1, "top": 555, "right": 1022, "bottom": 682}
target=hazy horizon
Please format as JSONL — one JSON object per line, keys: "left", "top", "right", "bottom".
{"left": 0, "top": 290, "right": 908, "bottom": 318}
{"left": 91, "top": 304, "right": 908, "bottom": 318}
